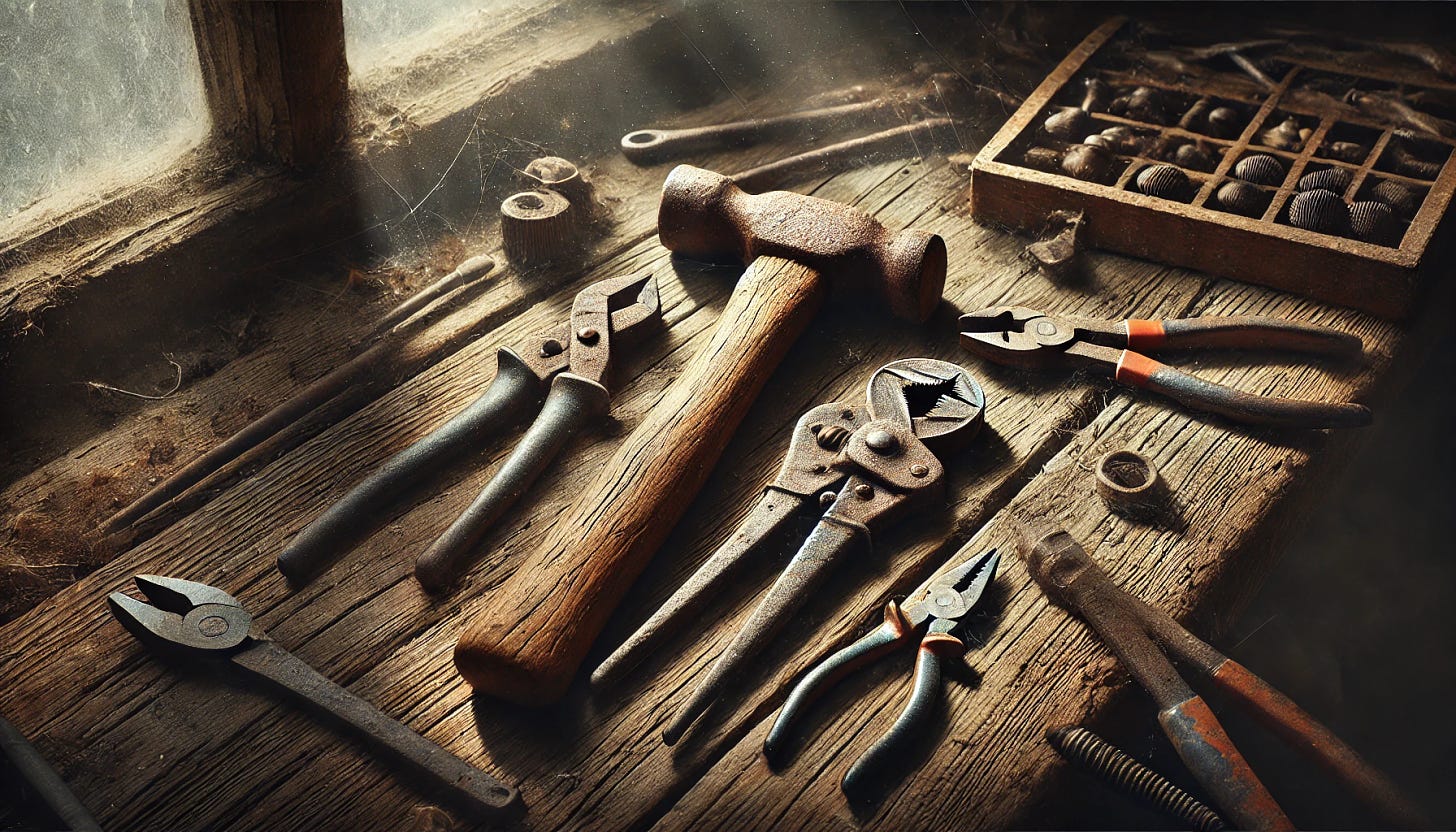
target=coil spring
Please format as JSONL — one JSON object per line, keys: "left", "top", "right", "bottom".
{"left": 813, "top": 423, "right": 852, "bottom": 451}
{"left": 1047, "top": 726, "right": 1225, "bottom": 832}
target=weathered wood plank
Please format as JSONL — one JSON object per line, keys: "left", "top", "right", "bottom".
{"left": 0, "top": 150, "right": 1229, "bottom": 831}
{"left": 658, "top": 282, "right": 1398, "bottom": 830}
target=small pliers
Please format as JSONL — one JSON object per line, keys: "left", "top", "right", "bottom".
{"left": 958, "top": 306, "right": 1371, "bottom": 429}
{"left": 278, "top": 271, "right": 662, "bottom": 590}
{"left": 591, "top": 358, "right": 987, "bottom": 744}
{"left": 1019, "top": 525, "right": 1427, "bottom": 831}
{"left": 107, "top": 575, "right": 520, "bottom": 818}
{"left": 764, "top": 548, "right": 1000, "bottom": 798}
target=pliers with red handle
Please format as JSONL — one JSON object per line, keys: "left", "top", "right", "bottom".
{"left": 1018, "top": 524, "right": 1427, "bottom": 831}
{"left": 958, "top": 306, "right": 1371, "bottom": 429}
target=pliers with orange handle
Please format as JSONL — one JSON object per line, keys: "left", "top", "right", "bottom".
{"left": 958, "top": 306, "right": 1371, "bottom": 429}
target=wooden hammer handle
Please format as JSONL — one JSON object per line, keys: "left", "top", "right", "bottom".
{"left": 454, "top": 256, "right": 826, "bottom": 703}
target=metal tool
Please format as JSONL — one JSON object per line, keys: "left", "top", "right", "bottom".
{"left": 453, "top": 167, "right": 947, "bottom": 705}
{"left": 600, "top": 358, "right": 986, "bottom": 745}
{"left": 277, "top": 271, "right": 661, "bottom": 590}
{"left": 959, "top": 306, "right": 1371, "bottom": 429}
{"left": 1046, "top": 725, "right": 1225, "bottom": 832}
{"left": 1018, "top": 524, "right": 1427, "bottom": 831}
{"left": 621, "top": 73, "right": 1005, "bottom": 166}
{"left": 763, "top": 548, "right": 999, "bottom": 797}
{"left": 1, "top": 714, "right": 102, "bottom": 832}
{"left": 106, "top": 575, "right": 520, "bottom": 818}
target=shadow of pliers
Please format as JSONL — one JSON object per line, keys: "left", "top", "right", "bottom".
{"left": 1018, "top": 525, "right": 1428, "bottom": 831}
{"left": 958, "top": 305, "right": 1371, "bottom": 429}
{"left": 590, "top": 358, "right": 987, "bottom": 745}
{"left": 106, "top": 575, "right": 521, "bottom": 818}
{"left": 277, "top": 272, "right": 661, "bottom": 590}
{"left": 763, "top": 548, "right": 1000, "bottom": 798}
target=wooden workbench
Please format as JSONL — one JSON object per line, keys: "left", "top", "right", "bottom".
{"left": 0, "top": 7, "right": 1439, "bottom": 831}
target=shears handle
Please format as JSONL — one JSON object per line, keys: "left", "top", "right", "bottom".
{"left": 277, "top": 348, "right": 544, "bottom": 584}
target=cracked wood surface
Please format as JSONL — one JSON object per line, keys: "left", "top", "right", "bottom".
{"left": 0, "top": 80, "right": 1411, "bottom": 832}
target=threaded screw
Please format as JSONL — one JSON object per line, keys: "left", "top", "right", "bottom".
{"left": 1046, "top": 726, "right": 1225, "bottom": 832}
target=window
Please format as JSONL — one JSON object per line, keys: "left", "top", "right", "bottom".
{"left": 0, "top": 0, "right": 206, "bottom": 220}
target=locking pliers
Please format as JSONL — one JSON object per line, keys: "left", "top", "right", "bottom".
{"left": 107, "top": 575, "right": 520, "bottom": 818}
{"left": 591, "top": 358, "right": 987, "bottom": 745}
{"left": 278, "top": 272, "right": 661, "bottom": 589}
{"left": 958, "top": 305, "right": 1371, "bottom": 429}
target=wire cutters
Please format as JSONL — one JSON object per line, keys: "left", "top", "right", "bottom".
{"left": 277, "top": 271, "right": 661, "bottom": 590}
{"left": 591, "top": 358, "right": 987, "bottom": 744}
{"left": 107, "top": 575, "right": 520, "bottom": 818}
{"left": 764, "top": 548, "right": 1000, "bottom": 797}
{"left": 1018, "top": 525, "right": 1427, "bottom": 831}
{"left": 958, "top": 306, "right": 1371, "bottom": 429}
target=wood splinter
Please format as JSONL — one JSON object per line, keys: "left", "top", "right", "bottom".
{"left": 1024, "top": 209, "right": 1086, "bottom": 279}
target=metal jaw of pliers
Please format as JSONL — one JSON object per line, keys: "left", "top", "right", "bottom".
{"left": 764, "top": 548, "right": 1000, "bottom": 798}
{"left": 107, "top": 575, "right": 520, "bottom": 818}
{"left": 958, "top": 305, "right": 1371, "bottom": 429}
{"left": 1018, "top": 526, "right": 1427, "bottom": 831}
{"left": 277, "top": 272, "right": 661, "bottom": 590}
{"left": 590, "top": 358, "right": 987, "bottom": 745}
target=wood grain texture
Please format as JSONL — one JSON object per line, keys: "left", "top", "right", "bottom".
{"left": 456, "top": 255, "right": 826, "bottom": 702}
{"left": 0, "top": 39, "right": 1424, "bottom": 832}
{"left": 188, "top": 0, "right": 348, "bottom": 167}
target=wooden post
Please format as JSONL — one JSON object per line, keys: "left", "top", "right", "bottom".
{"left": 188, "top": 0, "right": 349, "bottom": 168}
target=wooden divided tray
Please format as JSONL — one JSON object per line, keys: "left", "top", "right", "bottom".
{"left": 970, "top": 17, "right": 1456, "bottom": 318}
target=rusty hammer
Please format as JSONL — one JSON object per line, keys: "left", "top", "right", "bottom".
{"left": 453, "top": 165, "right": 946, "bottom": 703}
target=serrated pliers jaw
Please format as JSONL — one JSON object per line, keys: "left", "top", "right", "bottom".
{"left": 107, "top": 575, "right": 255, "bottom": 655}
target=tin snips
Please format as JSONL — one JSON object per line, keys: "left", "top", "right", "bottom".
{"left": 278, "top": 272, "right": 661, "bottom": 590}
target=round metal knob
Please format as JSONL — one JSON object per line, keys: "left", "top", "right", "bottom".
{"left": 865, "top": 430, "right": 899, "bottom": 454}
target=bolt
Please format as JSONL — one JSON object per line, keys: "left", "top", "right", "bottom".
{"left": 853, "top": 483, "right": 874, "bottom": 500}
{"left": 199, "top": 615, "right": 229, "bottom": 638}
{"left": 819, "top": 491, "right": 837, "bottom": 507}
{"left": 910, "top": 464, "right": 929, "bottom": 478}
{"left": 1035, "top": 320, "right": 1057, "bottom": 336}
{"left": 576, "top": 327, "right": 599, "bottom": 344}
{"left": 541, "top": 338, "right": 564, "bottom": 357}
{"left": 865, "top": 430, "right": 899, "bottom": 454}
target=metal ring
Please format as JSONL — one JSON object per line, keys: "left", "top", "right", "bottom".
{"left": 1095, "top": 449, "right": 1167, "bottom": 518}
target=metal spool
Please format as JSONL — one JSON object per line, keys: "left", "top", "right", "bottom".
{"left": 1297, "top": 167, "right": 1352, "bottom": 195}
{"left": 1371, "top": 179, "right": 1419, "bottom": 218}
{"left": 1350, "top": 200, "right": 1398, "bottom": 245}
{"left": 521, "top": 156, "right": 594, "bottom": 210}
{"left": 1233, "top": 153, "right": 1285, "bottom": 186}
{"left": 500, "top": 190, "right": 577, "bottom": 265}
{"left": 1288, "top": 189, "right": 1351, "bottom": 236}
{"left": 1135, "top": 164, "right": 1190, "bottom": 201}
{"left": 1215, "top": 180, "right": 1268, "bottom": 217}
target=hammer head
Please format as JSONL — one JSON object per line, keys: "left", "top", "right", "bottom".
{"left": 657, "top": 165, "right": 946, "bottom": 323}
